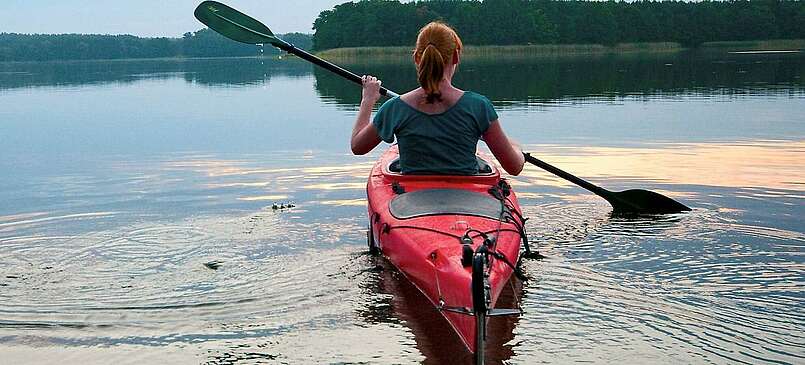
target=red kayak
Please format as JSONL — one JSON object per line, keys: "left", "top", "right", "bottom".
{"left": 366, "top": 145, "right": 528, "bottom": 363}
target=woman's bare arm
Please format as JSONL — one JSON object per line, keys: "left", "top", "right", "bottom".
{"left": 350, "top": 75, "right": 382, "bottom": 155}
{"left": 482, "top": 120, "right": 525, "bottom": 175}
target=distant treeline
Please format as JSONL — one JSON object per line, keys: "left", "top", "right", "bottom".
{"left": 312, "top": 0, "right": 805, "bottom": 50}
{"left": 0, "top": 29, "right": 313, "bottom": 62}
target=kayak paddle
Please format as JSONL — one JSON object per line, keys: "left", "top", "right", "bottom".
{"left": 193, "top": 1, "right": 398, "bottom": 98}
{"left": 194, "top": 1, "right": 691, "bottom": 215}
{"left": 523, "top": 153, "right": 690, "bottom": 215}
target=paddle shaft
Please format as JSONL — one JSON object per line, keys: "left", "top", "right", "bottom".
{"left": 523, "top": 153, "right": 611, "bottom": 198}
{"left": 270, "top": 41, "right": 399, "bottom": 98}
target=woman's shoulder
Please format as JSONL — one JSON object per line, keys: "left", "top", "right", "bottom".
{"left": 380, "top": 95, "right": 402, "bottom": 106}
{"left": 461, "top": 90, "right": 492, "bottom": 103}
{"left": 458, "top": 91, "right": 495, "bottom": 112}
{"left": 458, "top": 91, "right": 498, "bottom": 127}
{"left": 377, "top": 95, "right": 403, "bottom": 112}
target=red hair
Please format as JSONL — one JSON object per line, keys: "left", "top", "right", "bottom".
{"left": 414, "top": 22, "right": 463, "bottom": 103}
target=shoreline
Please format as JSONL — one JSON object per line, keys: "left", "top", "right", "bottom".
{"left": 0, "top": 55, "right": 287, "bottom": 65}
{"left": 1, "top": 39, "right": 802, "bottom": 64}
{"left": 316, "top": 39, "right": 805, "bottom": 61}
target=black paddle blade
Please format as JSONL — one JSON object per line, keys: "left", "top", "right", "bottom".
{"left": 194, "top": 1, "right": 277, "bottom": 45}
{"left": 523, "top": 153, "right": 690, "bottom": 215}
{"left": 607, "top": 189, "right": 691, "bottom": 215}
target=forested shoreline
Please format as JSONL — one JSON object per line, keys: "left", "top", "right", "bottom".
{"left": 312, "top": 0, "right": 805, "bottom": 50}
{"left": 2, "top": 0, "right": 803, "bottom": 62}
{"left": 0, "top": 30, "right": 312, "bottom": 62}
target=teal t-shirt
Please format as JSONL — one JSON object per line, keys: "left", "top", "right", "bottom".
{"left": 372, "top": 91, "right": 498, "bottom": 175}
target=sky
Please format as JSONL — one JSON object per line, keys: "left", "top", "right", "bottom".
{"left": 0, "top": 1, "right": 348, "bottom": 37}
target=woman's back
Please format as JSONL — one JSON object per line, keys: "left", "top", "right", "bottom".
{"left": 349, "top": 21, "right": 524, "bottom": 176}
{"left": 373, "top": 91, "right": 498, "bottom": 175}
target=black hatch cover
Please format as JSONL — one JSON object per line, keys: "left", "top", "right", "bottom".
{"left": 389, "top": 189, "right": 504, "bottom": 220}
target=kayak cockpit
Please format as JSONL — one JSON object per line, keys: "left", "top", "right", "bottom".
{"left": 379, "top": 148, "right": 501, "bottom": 187}
{"left": 387, "top": 156, "right": 495, "bottom": 175}
{"left": 389, "top": 188, "right": 507, "bottom": 220}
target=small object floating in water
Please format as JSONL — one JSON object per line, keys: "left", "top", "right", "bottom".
{"left": 204, "top": 261, "right": 223, "bottom": 270}
{"left": 272, "top": 202, "right": 295, "bottom": 210}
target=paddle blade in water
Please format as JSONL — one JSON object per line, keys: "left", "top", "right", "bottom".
{"left": 609, "top": 189, "right": 691, "bottom": 215}
{"left": 194, "top": 1, "right": 278, "bottom": 45}
{"left": 523, "top": 153, "right": 690, "bottom": 215}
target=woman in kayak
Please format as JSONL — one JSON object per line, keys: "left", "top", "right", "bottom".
{"left": 350, "top": 21, "right": 525, "bottom": 176}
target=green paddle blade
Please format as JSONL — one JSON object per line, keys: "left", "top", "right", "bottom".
{"left": 194, "top": 1, "right": 281, "bottom": 46}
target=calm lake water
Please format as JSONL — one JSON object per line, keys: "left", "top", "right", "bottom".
{"left": 1, "top": 51, "right": 803, "bottom": 364}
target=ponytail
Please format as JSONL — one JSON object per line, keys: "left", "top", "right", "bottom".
{"left": 418, "top": 44, "right": 444, "bottom": 103}
{"left": 414, "top": 22, "right": 463, "bottom": 104}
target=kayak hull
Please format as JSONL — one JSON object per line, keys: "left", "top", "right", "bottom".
{"left": 366, "top": 145, "right": 524, "bottom": 354}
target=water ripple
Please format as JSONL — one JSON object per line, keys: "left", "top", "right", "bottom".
{"left": 1, "top": 146, "right": 803, "bottom": 363}
{"left": 513, "top": 199, "right": 804, "bottom": 365}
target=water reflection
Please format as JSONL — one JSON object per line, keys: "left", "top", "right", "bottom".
{"left": 0, "top": 141, "right": 802, "bottom": 363}
{"left": 313, "top": 51, "right": 805, "bottom": 107}
{"left": 516, "top": 205, "right": 804, "bottom": 364}
{"left": 2, "top": 51, "right": 802, "bottom": 105}
{"left": 0, "top": 58, "right": 312, "bottom": 90}
{"left": 357, "top": 258, "right": 522, "bottom": 365}
{"left": 0, "top": 52, "right": 803, "bottom": 364}
{"left": 517, "top": 140, "right": 805, "bottom": 191}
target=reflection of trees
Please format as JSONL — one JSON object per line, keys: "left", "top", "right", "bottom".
{"left": 3, "top": 53, "right": 801, "bottom": 104}
{"left": 182, "top": 58, "right": 312, "bottom": 87}
{"left": 0, "top": 58, "right": 313, "bottom": 91}
{"left": 313, "top": 52, "right": 805, "bottom": 107}
{"left": 313, "top": 62, "right": 418, "bottom": 106}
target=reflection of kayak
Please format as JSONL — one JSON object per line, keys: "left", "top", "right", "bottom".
{"left": 362, "top": 257, "right": 523, "bottom": 364}
{"left": 366, "top": 145, "right": 527, "bottom": 363}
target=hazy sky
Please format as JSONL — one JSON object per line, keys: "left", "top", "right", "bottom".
{"left": 1, "top": 1, "right": 348, "bottom": 37}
